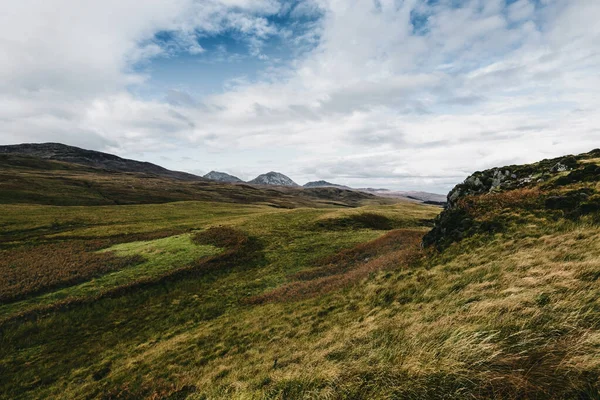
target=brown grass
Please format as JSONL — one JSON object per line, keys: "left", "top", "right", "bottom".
{"left": 0, "top": 242, "right": 144, "bottom": 303}
{"left": 0, "top": 227, "right": 264, "bottom": 326}
{"left": 0, "top": 228, "right": 191, "bottom": 303}
{"left": 313, "top": 212, "right": 394, "bottom": 230}
{"left": 458, "top": 188, "right": 542, "bottom": 215}
{"left": 192, "top": 226, "right": 251, "bottom": 248}
{"left": 247, "top": 229, "right": 424, "bottom": 304}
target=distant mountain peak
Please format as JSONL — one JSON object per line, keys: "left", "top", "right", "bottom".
{"left": 303, "top": 180, "right": 350, "bottom": 189}
{"left": 203, "top": 171, "right": 243, "bottom": 183}
{"left": 248, "top": 171, "right": 299, "bottom": 187}
{"left": 358, "top": 188, "right": 447, "bottom": 205}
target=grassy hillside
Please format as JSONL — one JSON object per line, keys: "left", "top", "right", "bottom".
{"left": 1, "top": 150, "right": 599, "bottom": 399}
{"left": 0, "top": 153, "right": 382, "bottom": 208}
{"left": 0, "top": 198, "right": 438, "bottom": 399}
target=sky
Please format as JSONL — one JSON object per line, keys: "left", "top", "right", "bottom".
{"left": 1, "top": 0, "right": 599, "bottom": 193}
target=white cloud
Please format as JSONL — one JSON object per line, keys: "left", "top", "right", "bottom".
{"left": 507, "top": 0, "right": 535, "bottom": 22}
{"left": 1, "top": 0, "right": 599, "bottom": 193}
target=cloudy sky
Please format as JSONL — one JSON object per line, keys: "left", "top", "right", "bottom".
{"left": 1, "top": 0, "right": 599, "bottom": 192}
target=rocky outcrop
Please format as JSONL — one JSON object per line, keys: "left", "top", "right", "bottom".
{"left": 423, "top": 150, "right": 600, "bottom": 250}
{"left": 445, "top": 155, "right": 580, "bottom": 209}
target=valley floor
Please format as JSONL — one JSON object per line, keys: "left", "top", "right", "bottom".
{"left": 1, "top": 197, "right": 599, "bottom": 399}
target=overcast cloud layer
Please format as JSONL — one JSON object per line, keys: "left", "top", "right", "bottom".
{"left": 1, "top": 0, "right": 599, "bottom": 192}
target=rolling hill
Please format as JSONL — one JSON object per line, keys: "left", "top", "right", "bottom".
{"left": 0, "top": 147, "right": 383, "bottom": 208}
{"left": 303, "top": 180, "right": 350, "bottom": 189}
{"left": 0, "top": 148, "right": 599, "bottom": 399}
{"left": 0, "top": 142, "right": 204, "bottom": 181}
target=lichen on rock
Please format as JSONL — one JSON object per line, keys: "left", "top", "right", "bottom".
{"left": 423, "top": 149, "right": 599, "bottom": 250}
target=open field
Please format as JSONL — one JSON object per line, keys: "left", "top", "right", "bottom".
{"left": 2, "top": 0, "right": 599, "bottom": 396}
{"left": 1, "top": 150, "right": 599, "bottom": 399}
{"left": 0, "top": 198, "right": 441, "bottom": 399}
{"left": 2, "top": 195, "right": 600, "bottom": 399}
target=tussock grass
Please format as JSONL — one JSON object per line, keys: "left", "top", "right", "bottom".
{"left": 0, "top": 200, "right": 438, "bottom": 399}
{"left": 312, "top": 212, "right": 395, "bottom": 230}
{"left": 114, "top": 208, "right": 597, "bottom": 399}
{"left": 192, "top": 226, "right": 252, "bottom": 248}
{"left": 1, "top": 168, "right": 600, "bottom": 399}
{"left": 246, "top": 229, "right": 424, "bottom": 304}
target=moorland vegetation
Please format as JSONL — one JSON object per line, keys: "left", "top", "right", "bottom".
{"left": 0, "top": 149, "right": 599, "bottom": 399}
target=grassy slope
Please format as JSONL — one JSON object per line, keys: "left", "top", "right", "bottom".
{"left": 0, "top": 154, "right": 383, "bottom": 208}
{"left": 1, "top": 151, "right": 599, "bottom": 399}
{"left": 0, "top": 199, "right": 439, "bottom": 399}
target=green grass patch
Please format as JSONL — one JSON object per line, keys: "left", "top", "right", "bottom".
{"left": 0, "top": 234, "right": 221, "bottom": 321}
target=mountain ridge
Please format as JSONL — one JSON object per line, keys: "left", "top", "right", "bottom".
{"left": 303, "top": 180, "right": 350, "bottom": 189}
{"left": 358, "top": 188, "right": 447, "bottom": 205}
{"left": 0, "top": 146, "right": 380, "bottom": 208}
{"left": 0, "top": 142, "right": 205, "bottom": 182}
{"left": 1, "top": 142, "right": 445, "bottom": 203}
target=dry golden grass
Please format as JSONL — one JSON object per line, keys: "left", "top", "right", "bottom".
{"left": 580, "top": 157, "right": 600, "bottom": 165}
{"left": 3, "top": 159, "right": 600, "bottom": 399}
{"left": 86, "top": 220, "right": 600, "bottom": 400}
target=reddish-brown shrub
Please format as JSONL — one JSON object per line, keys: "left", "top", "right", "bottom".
{"left": 191, "top": 226, "right": 249, "bottom": 248}
{"left": 313, "top": 212, "right": 394, "bottom": 230}
{"left": 458, "top": 188, "right": 542, "bottom": 216}
{"left": 247, "top": 229, "right": 424, "bottom": 304}
{"left": 0, "top": 227, "right": 264, "bottom": 326}
{"left": 315, "top": 229, "right": 423, "bottom": 267}
{"left": 0, "top": 242, "right": 144, "bottom": 303}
